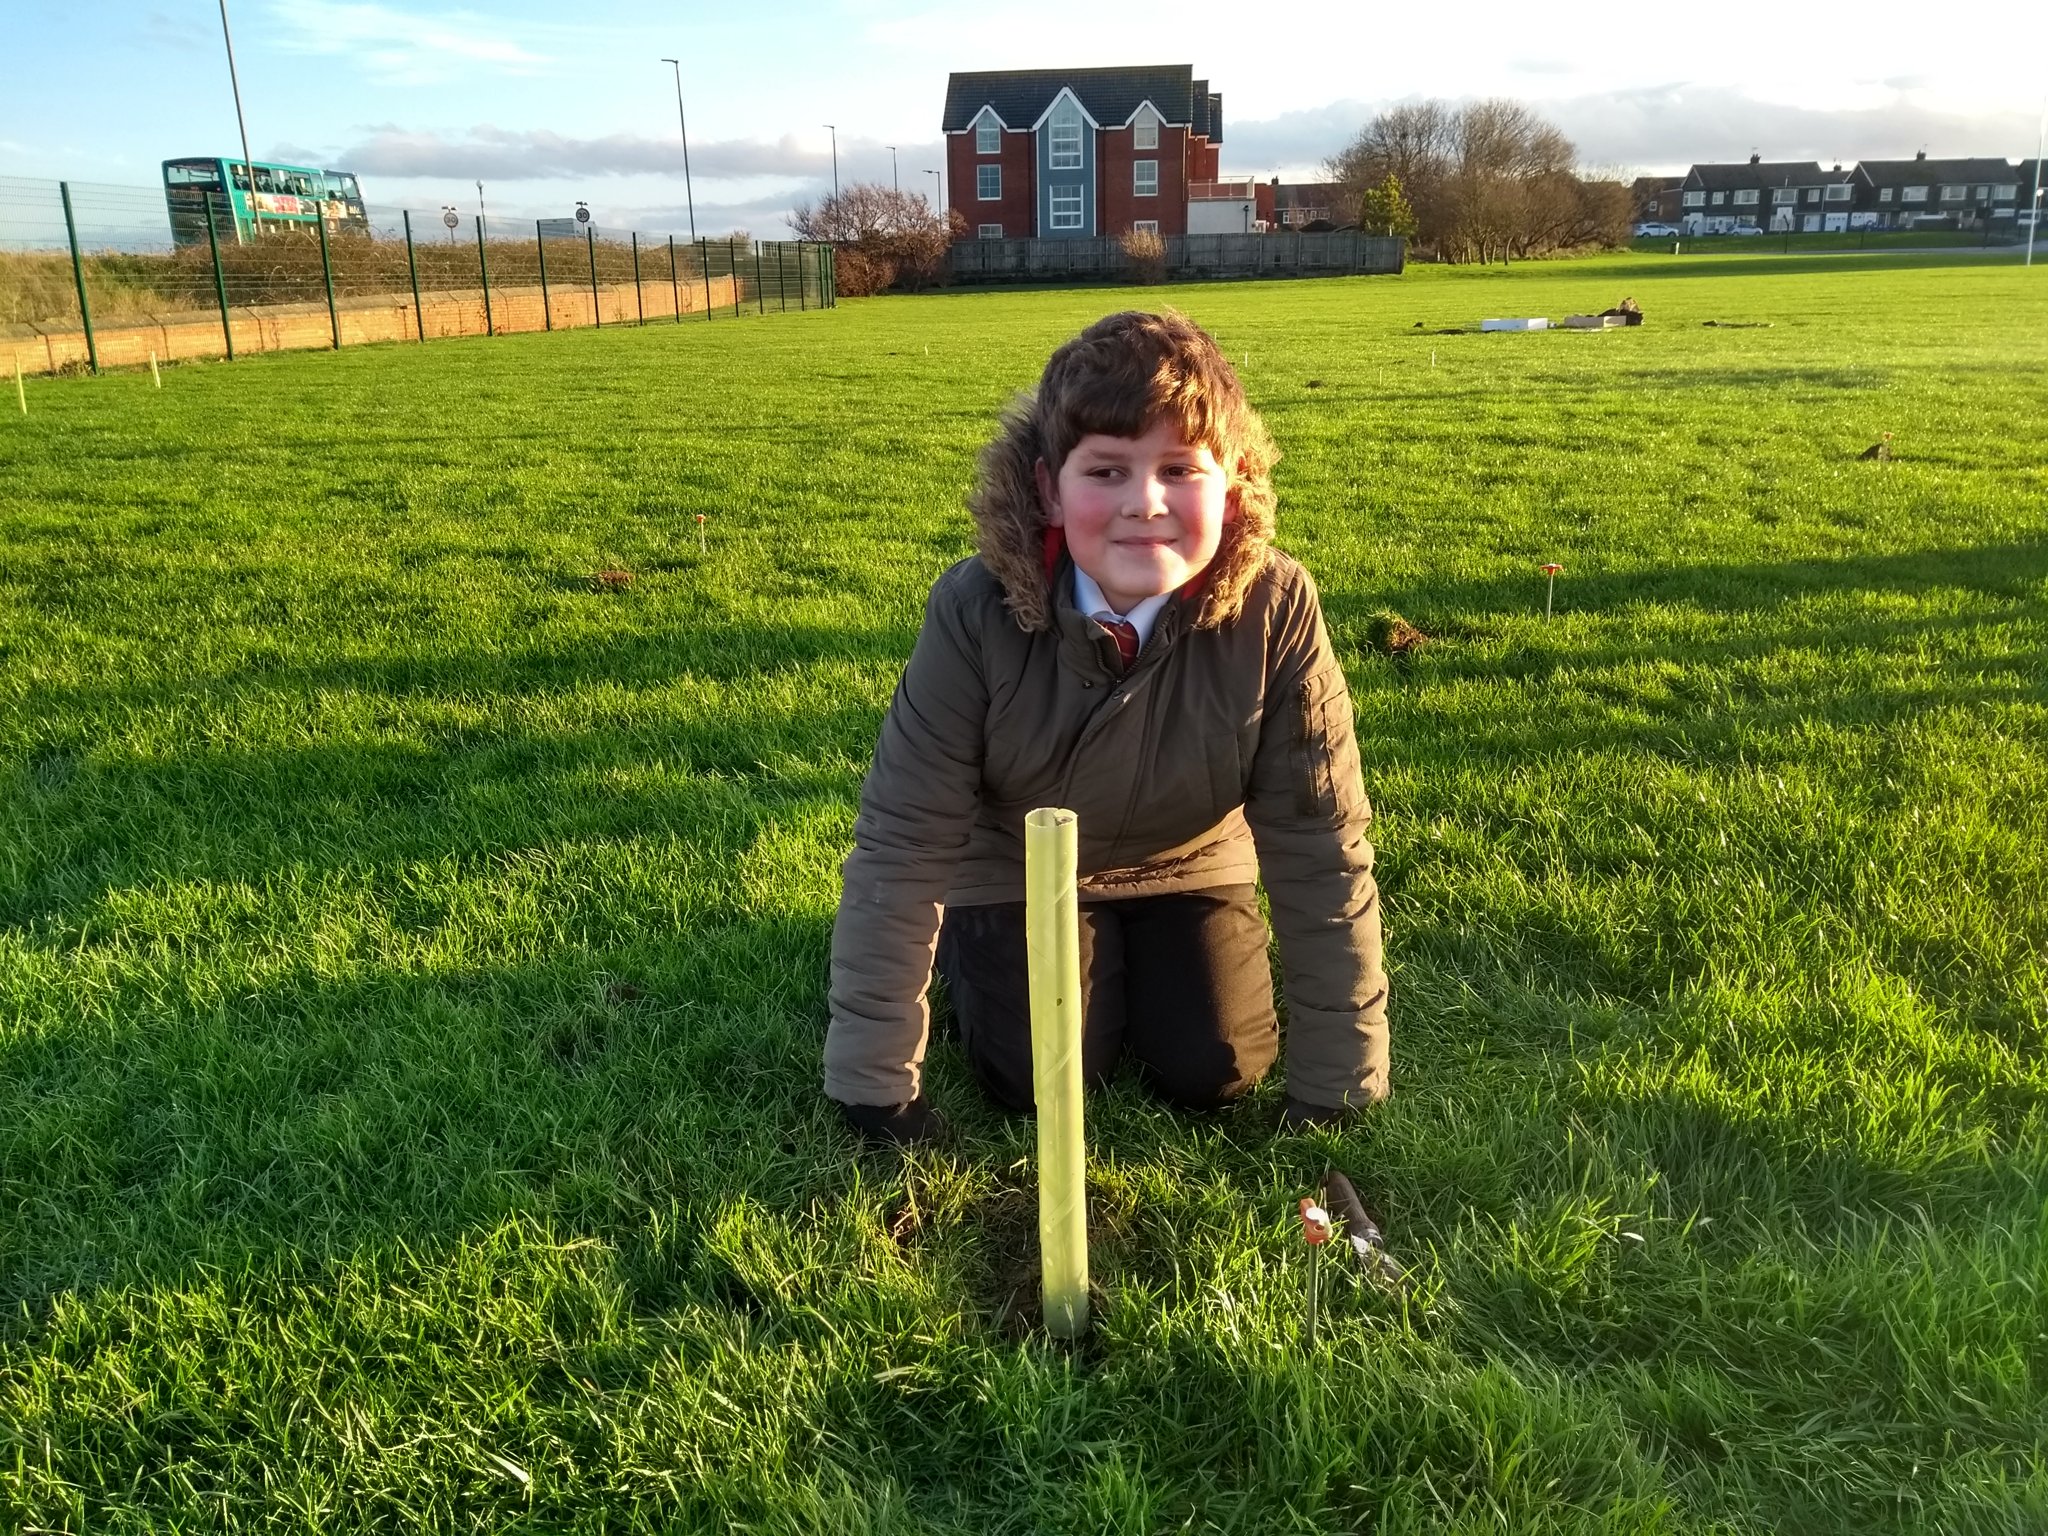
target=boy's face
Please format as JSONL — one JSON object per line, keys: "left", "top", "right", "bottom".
{"left": 1035, "top": 418, "right": 1235, "bottom": 615}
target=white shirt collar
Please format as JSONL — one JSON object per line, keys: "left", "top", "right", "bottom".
{"left": 1071, "top": 567, "right": 1173, "bottom": 649}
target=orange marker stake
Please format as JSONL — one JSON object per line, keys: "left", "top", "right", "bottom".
{"left": 1541, "top": 562, "right": 1564, "bottom": 622}
{"left": 696, "top": 512, "right": 707, "bottom": 553}
{"left": 1300, "top": 1197, "right": 1332, "bottom": 1347}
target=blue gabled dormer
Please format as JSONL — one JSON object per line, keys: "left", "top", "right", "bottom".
{"left": 1034, "top": 87, "right": 1096, "bottom": 238}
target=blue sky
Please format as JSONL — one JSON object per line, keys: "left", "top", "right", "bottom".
{"left": 4, "top": 0, "right": 2042, "bottom": 238}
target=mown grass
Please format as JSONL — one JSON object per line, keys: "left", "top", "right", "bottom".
{"left": 2, "top": 250, "right": 2044, "bottom": 1533}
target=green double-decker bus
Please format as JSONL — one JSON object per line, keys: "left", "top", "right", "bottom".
{"left": 163, "top": 157, "right": 369, "bottom": 246}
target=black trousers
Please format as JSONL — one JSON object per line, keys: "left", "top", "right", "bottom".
{"left": 934, "top": 884, "right": 1279, "bottom": 1112}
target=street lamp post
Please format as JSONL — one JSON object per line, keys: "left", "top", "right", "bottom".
{"left": 925, "top": 168, "right": 942, "bottom": 215}
{"left": 215, "top": 0, "right": 260, "bottom": 242}
{"left": 885, "top": 144, "right": 898, "bottom": 192}
{"left": 823, "top": 124, "right": 839, "bottom": 199}
{"left": 660, "top": 58, "right": 698, "bottom": 242}
{"left": 476, "top": 181, "right": 486, "bottom": 225}
{"left": 2029, "top": 99, "right": 2045, "bottom": 269}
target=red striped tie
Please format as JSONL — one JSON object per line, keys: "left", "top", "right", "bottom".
{"left": 1096, "top": 615, "right": 1140, "bottom": 672}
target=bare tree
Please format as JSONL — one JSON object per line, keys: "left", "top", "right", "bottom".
{"left": 789, "top": 182, "right": 964, "bottom": 293}
{"left": 1326, "top": 97, "right": 1627, "bottom": 261}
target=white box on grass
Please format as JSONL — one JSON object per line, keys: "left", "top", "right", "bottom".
{"left": 1480, "top": 317, "right": 1549, "bottom": 331}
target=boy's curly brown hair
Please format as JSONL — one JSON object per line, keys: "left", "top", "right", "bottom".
{"left": 1028, "top": 309, "right": 1279, "bottom": 548}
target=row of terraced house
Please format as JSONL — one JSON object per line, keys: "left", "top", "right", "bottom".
{"left": 1636, "top": 152, "right": 2045, "bottom": 234}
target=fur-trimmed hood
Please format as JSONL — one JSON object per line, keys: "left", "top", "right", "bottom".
{"left": 967, "top": 403, "right": 1274, "bottom": 634}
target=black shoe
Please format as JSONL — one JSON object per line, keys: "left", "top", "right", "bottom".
{"left": 835, "top": 1096, "right": 945, "bottom": 1146}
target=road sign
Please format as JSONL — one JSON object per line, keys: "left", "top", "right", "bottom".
{"left": 442, "top": 209, "right": 459, "bottom": 230}
{"left": 575, "top": 205, "right": 590, "bottom": 224}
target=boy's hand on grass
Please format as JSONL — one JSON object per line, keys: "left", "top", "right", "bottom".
{"left": 836, "top": 1096, "right": 946, "bottom": 1146}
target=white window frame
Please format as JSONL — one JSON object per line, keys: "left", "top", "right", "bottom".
{"left": 1939, "top": 185, "right": 1965, "bottom": 202}
{"left": 1049, "top": 101, "right": 1082, "bottom": 170}
{"left": 1131, "top": 219, "right": 1159, "bottom": 235}
{"left": 1879, "top": 187, "right": 1894, "bottom": 203}
{"left": 1711, "top": 191, "right": 1726, "bottom": 206}
{"left": 1771, "top": 187, "right": 1796, "bottom": 205}
{"left": 1049, "top": 185, "right": 1083, "bottom": 229}
{"left": 978, "top": 223, "right": 1003, "bottom": 239}
{"left": 1994, "top": 184, "right": 2018, "bottom": 201}
{"left": 975, "top": 116, "right": 999, "bottom": 155}
{"left": 1825, "top": 184, "right": 1851, "bottom": 202}
{"left": 1133, "top": 159, "right": 1157, "bottom": 197}
{"left": 1132, "top": 108, "right": 1158, "bottom": 151}
{"left": 977, "top": 163, "right": 1001, "bottom": 200}
{"left": 1903, "top": 185, "right": 1928, "bottom": 203}
{"left": 1682, "top": 189, "right": 1704, "bottom": 208}
{"left": 1734, "top": 188, "right": 1759, "bottom": 206}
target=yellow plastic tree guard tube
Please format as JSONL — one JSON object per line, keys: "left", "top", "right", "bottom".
{"left": 1025, "top": 806, "right": 1089, "bottom": 1337}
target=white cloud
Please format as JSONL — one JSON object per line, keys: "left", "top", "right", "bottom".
{"left": 331, "top": 123, "right": 942, "bottom": 185}
{"left": 268, "top": 0, "right": 549, "bottom": 82}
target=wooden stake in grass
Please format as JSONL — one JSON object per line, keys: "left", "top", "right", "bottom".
{"left": 149, "top": 351, "right": 161, "bottom": 389}
{"left": 696, "top": 512, "right": 707, "bottom": 553}
{"left": 1541, "top": 562, "right": 1564, "bottom": 621}
{"left": 1300, "top": 1197, "right": 1332, "bottom": 1347}
{"left": 1025, "top": 806, "right": 1089, "bottom": 1339}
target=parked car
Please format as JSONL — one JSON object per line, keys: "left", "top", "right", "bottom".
{"left": 1729, "top": 225, "right": 1764, "bottom": 236}
{"left": 1633, "top": 222, "right": 1680, "bottom": 237}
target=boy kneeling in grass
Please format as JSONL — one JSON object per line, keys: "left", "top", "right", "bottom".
{"left": 825, "top": 310, "right": 1387, "bottom": 1142}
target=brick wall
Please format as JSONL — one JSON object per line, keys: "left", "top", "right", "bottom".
{"left": 950, "top": 129, "right": 1035, "bottom": 238}
{"left": 1098, "top": 123, "right": 1185, "bottom": 237}
{"left": 8, "top": 276, "right": 740, "bottom": 375}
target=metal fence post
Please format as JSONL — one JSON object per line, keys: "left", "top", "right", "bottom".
{"left": 204, "top": 195, "right": 235, "bottom": 361}
{"left": 476, "top": 215, "right": 495, "bottom": 336}
{"left": 316, "top": 214, "right": 341, "bottom": 349}
{"left": 57, "top": 182, "right": 98, "bottom": 375}
{"left": 536, "top": 222, "right": 552, "bottom": 331}
{"left": 632, "top": 231, "right": 645, "bottom": 324}
{"left": 699, "top": 238, "right": 713, "bottom": 320}
{"left": 587, "top": 224, "right": 602, "bottom": 328}
{"left": 403, "top": 210, "right": 426, "bottom": 341}
{"left": 777, "top": 244, "right": 788, "bottom": 311}
{"left": 754, "top": 244, "right": 765, "bottom": 314}
{"left": 731, "top": 243, "right": 742, "bottom": 317}
{"left": 669, "top": 235, "right": 681, "bottom": 321}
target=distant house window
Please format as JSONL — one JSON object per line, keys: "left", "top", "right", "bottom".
{"left": 1939, "top": 185, "right": 1965, "bottom": 202}
{"left": 1134, "top": 159, "right": 1158, "bottom": 197}
{"left": 1133, "top": 110, "right": 1159, "bottom": 151}
{"left": 977, "top": 164, "right": 1001, "bottom": 200}
{"left": 1771, "top": 188, "right": 1796, "bottom": 205}
{"left": 1973, "top": 185, "right": 1989, "bottom": 200}
{"left": 1711, "top": 191, "right": 1726, "bottom": 205}
{"left": 1903, "top": 185, "right": 1928, "bottom": 202}
{"left": 1050, "top": 185, "right": 1083, "bottom": 229}
{"left": 1734, "top": 189, "right": 1759, "bottom": 205}
{"left": 976, "top": 117, "right": 999, "bottom": 155}
{"left": 1880, "top": 187, "right": 1894, "bottom": 203}
{"left": 1683, "top": 189, "right": 1704, "bottom": 208}
{"left": 1994, "top": 184, "right": 2018, "bottom": 201}
{"left": 1050, "top": 100, "right": 1082, "bottom": 170}
{"left": 978, "top": 223, "right": 1003, "bottom": 238}
{"left": 1132, "top": 219, "right": 1159, "bottom": 235}
{"left": 1825, "top": 184, "right": 1851, "bottom": 202}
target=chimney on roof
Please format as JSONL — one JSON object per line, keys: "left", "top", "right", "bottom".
{"left": 1915, "top": 149, "right": 1926, "bottom": 160}
{"left": 1749, "top": 152, "right": 1760, "bottom": 165}
{"left": 1833, "top": 163, "right": 1842, "bottom": 173}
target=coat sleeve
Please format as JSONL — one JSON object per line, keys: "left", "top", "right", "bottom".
{"left": 823, "top": 573, "right": 990, "bottom": 1106}
{"left": 1240, "top": 567, "right": 1390, "bottom": 1108}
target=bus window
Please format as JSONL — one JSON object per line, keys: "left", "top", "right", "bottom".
{"left": 229, "top": 162, "right": 252, "bottom": 190}
{"left": 167, "top": 163, "right": 223, "bottom": 188}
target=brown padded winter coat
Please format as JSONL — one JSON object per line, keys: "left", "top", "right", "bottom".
{"left": 823, "top": 442, "right": 1388, "bottom": 1111}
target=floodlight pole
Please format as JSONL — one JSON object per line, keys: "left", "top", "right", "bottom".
{"left": 925, "top": 167, "right": 941, "bottom": 214}
{"left": 661, "top": 58, "right": 698, "bottom": 242}
{"left": 216, "top": 0, "right": 260, "bottom": 241}
{"left": 885, "top": 144, "right": 898, "bottom": 191}
{"left": 823, "top": 124, "right": 839, "bottom": 199}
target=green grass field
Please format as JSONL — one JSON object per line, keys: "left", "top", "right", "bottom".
{"left": 3, "top": 250, "right": 2044, "bottom": 1533}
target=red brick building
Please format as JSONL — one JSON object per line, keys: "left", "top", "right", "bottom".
{"left": 942, "top": 65, "right": 1224, "bottom": 240}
